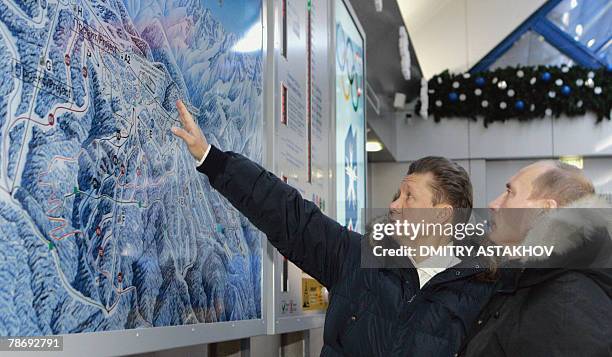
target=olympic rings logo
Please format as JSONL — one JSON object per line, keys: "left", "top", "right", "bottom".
{"left": 336, "top": 23, "right": 363, "bottom": 112}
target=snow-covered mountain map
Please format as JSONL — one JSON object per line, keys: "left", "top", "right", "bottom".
{"left": 0, "top": 0, "right": 263, "bottom": 335}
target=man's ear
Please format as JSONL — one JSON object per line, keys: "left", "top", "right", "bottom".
{"left": 434, "top": 204, "right": 454, "bottom": 223}
{"left": 532, "top": 199, "right": 558, "bottom": 223}
{"left": 543, "top": 199, "right": 558, "bottom": 209}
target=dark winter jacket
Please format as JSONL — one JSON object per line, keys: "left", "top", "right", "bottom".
{"left": 459, "top": 196, "right": 612, "bottom": 357}
{"left": 198, "top": 145, "right": 496, "bottom": 356}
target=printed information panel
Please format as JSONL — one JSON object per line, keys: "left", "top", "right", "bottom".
{"left": 274, "top": 0, "right": 332, "bottom": 324}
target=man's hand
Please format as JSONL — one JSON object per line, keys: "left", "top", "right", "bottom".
{"left": 171, "top": 99, "right": 210, "bottom": 162}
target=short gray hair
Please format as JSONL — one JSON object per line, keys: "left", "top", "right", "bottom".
{"left": 530, "top": 161, "right": 595, "bottom": 207}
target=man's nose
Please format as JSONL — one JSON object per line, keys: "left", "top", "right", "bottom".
{"left": 488, "top": 194, "right": 502, "bottom": 211}
{"left": 389, "top": 199, "right": 400, "bottom": 210}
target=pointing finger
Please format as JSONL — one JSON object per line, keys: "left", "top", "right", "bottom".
{"left": 171, "top": 126, "right": 192, "bottom": 142}
{"left": 176, "top": 100, "right": 196, "bottom": 131}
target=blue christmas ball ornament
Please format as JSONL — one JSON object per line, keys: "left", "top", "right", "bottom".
{"left": 475, "top": 77, "right": 486, "bottom": 87}
{"left": 448, "top": 92, "right": 459, "bottom": 102}
{"left": 561, "top": 85, "right": 571, "bottom": 95}
{"left": 541, "top": 72, "right": 551, "bottom": 82}
{"left": 515, "top": 100, "right": 525, "bottom": 110}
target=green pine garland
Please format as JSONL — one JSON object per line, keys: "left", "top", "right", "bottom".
{"left": 424, "top": 65, "right": 611, "bottom": 127}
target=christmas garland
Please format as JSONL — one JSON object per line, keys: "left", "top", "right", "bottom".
{"left": 418, "top": 65, "right": 611, "bottom": 127}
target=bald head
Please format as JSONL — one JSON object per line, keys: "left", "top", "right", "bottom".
{"left": 528, "top": 160, "right": 595, "bottom": 207}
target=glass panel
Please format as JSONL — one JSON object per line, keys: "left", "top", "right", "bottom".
{"left": 336, "top": 0, "right": 366, "bottom": 233}
{"left": 548, "top": 0, "right": 612, "bottom": 51}
{"left": 490, "top": 31, "right": 574, "bottom": 69}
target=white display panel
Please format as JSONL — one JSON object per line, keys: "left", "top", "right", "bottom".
{"left": 0, "top": 0, "right": 269, "bottom": 354}
{"left": 270, "top": 0, "right": 333, "bottom": 333}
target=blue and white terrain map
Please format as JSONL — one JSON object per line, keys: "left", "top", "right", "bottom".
{"left": 0, "top": 0, "right": 263, "bottom": 335}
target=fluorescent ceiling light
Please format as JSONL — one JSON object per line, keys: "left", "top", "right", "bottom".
{"left": 559, "top": 156, "right": 583, "bottom": 169}
{"left": 366, "top": 141, "right": 384, "bottom": 152}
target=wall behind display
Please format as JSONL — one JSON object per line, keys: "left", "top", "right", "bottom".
{"left": 369, "top": 112, "right": 612, "bottom": 208}
{"left": 393, "top": 112, "right": 612, "bottom": 162}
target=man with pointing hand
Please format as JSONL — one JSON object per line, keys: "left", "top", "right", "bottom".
{"left": 171, "top": 100, "right": 494, "bottom": 357}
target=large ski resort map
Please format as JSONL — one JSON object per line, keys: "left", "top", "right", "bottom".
{"left": 0, "top": 0, "right": 263, "bottom": 335}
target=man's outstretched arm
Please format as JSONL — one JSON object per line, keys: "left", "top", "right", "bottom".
{"left": 171, "top": 100, "right": 361, "bottom": 288}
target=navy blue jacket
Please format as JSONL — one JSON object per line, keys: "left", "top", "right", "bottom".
{"left": 198, "top": 145, "right": 496, "bottom": 356}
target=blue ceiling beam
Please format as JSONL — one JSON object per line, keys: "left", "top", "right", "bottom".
{"left": 533, "top": 19, "right": 606, "bottom": 68}
{"left": 592, "top": 35, "right": 611, "bottom": 54}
